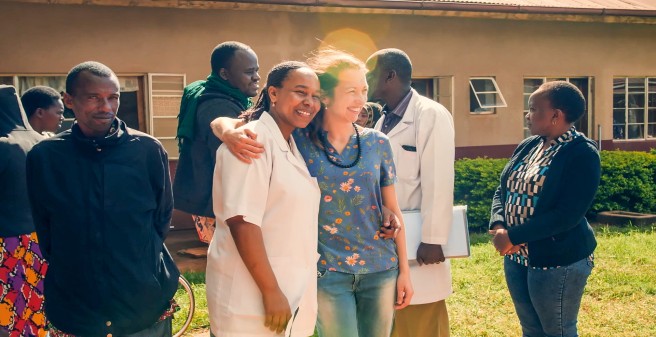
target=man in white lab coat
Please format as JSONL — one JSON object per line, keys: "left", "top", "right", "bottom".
{"left": 366, "top": 48, "right": 455, "bottom": 337}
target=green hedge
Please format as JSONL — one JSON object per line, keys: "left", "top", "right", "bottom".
{"left": 454, "top": 158, "right": 507, "bottom": 232}
{"left": 455, "top": 150, "right": 656, "bottom": 232}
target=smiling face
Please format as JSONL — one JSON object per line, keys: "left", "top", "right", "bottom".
{"left": 64, "top": 71, "right": 120, "bottom": 138}
{"left": 323, "top": 67, "right": 368, "bottom": 124}
{"left": 221, "top": 49, "right": 260, "bottom": 97}
{"left": 268, "top": 67, "right": 321, "bottom": 138}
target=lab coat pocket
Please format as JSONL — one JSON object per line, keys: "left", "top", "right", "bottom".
{"left": 396, "top": 147, "right": 419, "bottom": 180}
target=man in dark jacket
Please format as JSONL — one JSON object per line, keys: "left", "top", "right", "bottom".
{"left": 173, "top": 41, "right": 260, "bottom": 243}
{"left": 26, "top": 61, "right": 179, "bottom": 337}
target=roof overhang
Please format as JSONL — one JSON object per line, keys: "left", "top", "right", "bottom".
{"left": 7, "top": 0, "right": 656, "bottom": 24}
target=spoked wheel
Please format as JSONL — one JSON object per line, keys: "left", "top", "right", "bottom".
{"left": 173, "top": 275, "right": 195, "bottom": 337}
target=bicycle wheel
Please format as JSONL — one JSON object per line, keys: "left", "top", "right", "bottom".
{"left": 173, "top": 275, "right": 195, "bottom": 337}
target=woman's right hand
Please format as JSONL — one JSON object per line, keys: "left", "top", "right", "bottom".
{"left": 224, "top": 128, "right": 265, "bottom": 164}
{"left": 262, "top": 288, "right": 292, "bottom": 334}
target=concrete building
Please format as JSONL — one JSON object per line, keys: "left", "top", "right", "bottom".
{"left": 2, "top": 0, "right": 656, "bottom": 157}
{"left": 2, "top": 0, "right": 655, "bottom": 227}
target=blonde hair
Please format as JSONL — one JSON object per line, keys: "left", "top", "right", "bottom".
{"left": 306, "top": 48, "right": 367, "bottom": 99}
{"left": 305, "top": 48, "right": 367, "bottom": 146}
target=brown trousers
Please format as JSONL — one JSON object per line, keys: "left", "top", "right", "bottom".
{"left": 391, "top": 300, "right": 450, "bottom": 337}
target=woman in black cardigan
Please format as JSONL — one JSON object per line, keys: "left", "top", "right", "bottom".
{"left": 489, "top": 81, "right": 600, "bottom": 337}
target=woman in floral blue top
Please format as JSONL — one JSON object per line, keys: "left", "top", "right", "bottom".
{"left": 303, "top": 49, "right": 412, "bottom": 337}
{"left": 212, "top": 49, "right": 413, "bottom": 337}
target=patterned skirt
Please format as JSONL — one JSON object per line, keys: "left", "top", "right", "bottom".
{"left": 0, "top": 232, "right": 48, "bottom": 337}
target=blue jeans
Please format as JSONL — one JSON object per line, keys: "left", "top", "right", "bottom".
{"left": 504, "top": 256, "right": 593, "bottom": 337}
{"left": 316, "top": 268, "right": 398, "bottom": 337}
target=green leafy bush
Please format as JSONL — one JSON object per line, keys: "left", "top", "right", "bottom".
{"left": 455, "top": 150, "right": 656, "bottom": 231}
{"left": 591, "top": 150, "right": 656, "bottom": 214}
{"left": 454, "top": 157, "right": 507, "bottom": 232}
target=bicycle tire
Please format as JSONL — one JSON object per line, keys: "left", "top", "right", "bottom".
{"left": 173, "top": 275, "right": 195, "bottom": 337}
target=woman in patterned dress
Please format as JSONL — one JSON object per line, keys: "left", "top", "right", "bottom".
{"left": 0, "top": 85, "right": 48, "bottom": 337}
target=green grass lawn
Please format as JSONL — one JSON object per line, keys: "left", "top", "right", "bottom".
{"left": 174, "top": 225, "right": 656, "bottom": 336}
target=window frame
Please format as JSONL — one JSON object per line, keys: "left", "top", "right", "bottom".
{"left": 612, "top": 77, "right": 656, "bottom": 141}
{"left": 148, "top": 73, "right": 186, "bottom": 159}
{"left": 469, "top": 77, "right": 507, "bottom": 115}
{"left": 411, "top": 76, "right": 454, "bottom": 113}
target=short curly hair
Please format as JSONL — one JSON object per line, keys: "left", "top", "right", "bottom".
{"left": 536, "top": 81, "right": 586, "bottom": 123}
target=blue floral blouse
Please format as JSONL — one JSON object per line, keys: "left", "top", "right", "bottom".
{"left": 294, "top": 127, "right": 398, "bottom": 274}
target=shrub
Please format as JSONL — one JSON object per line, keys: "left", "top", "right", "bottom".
{"left": 591, "top": 150, "right": 656, "bottom": 214}
{"left": 454, "top": 150, "right": 656, "bottom": 232}
{"left": 454, "top": 157, "right": 507, "bottom": 232}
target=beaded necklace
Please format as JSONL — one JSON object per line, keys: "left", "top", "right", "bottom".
{"left": 320, "top": 123, "right": 361, "bottom": 169}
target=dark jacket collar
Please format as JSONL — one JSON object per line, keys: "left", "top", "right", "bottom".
{"left": 71, "top": 118, "right": 127, "bottom": 152}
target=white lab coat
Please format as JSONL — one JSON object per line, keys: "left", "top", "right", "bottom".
{"left": 375, "top": 89, "right": 455, "bottom": 304}
{"left": 206, "top": 112, "right": 321, "bottom": 336}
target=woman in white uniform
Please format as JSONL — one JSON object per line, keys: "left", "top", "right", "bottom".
{"left": 206, "top": 61, "right": 322, "bottom": 337}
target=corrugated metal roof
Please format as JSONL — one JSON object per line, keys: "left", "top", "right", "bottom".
{"left": 423, "top": 0, "right": 656, "bottom": 11}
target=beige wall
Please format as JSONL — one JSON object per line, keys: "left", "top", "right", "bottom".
{"left": 2, "top": 2, "right": 656, "bottom": 149}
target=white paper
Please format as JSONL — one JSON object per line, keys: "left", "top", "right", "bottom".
{"left": 402, "top": 205, "right": 471, "bottom": 260}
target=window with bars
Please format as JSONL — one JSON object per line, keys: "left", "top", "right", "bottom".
{"left": 148, "top": 74, "right": 185, "bottom": 159}
{"left": 469, "top": 77, "right": 506, "bottom": 114}
{"left": 612, "top": 77, "right": 656, "bottom": 140}
{"left": 411, "top": 76, "right": 454, "bottom": 113}
{"left": 523, "top": 77, "right": 591, "bottom": 138}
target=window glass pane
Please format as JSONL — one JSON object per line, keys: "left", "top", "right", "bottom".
{"left": 524, "top": 128, "right": 532, "bottom": 138}
{"left": 469, "top": 87, "right": 493, "bottom": 113}
{"left": 628, "top": 109, "right": 644, "bottom": 123}
{"left": 411, "top": 79, "right": 433, "bottom": 100}
{"left": 568, "top": 78, "right": 587, "bottom": 90}
{"left": 613, "top": 125, "right": 625, "bottom": 139}
{"left": 627, "top": 78, "right": 645, "bottom": 92}
{"left": 627, "top": 124, "right": 644, "bottom": 139}
{"left": 546, "top": 78, "right": 566, "bottom": 82}
{"left": 648, "top": 124, "right": 656, "bottom": 139}
{"left": 524, "top": 95, "right": 530, "bottom": 110}
{"left": 649, "top": 78, "right": 656, "bottom": 92}
{"left": 470, "top": 79, "right": 495, "bottom": 92}
{"left": 477, "top": 93, "right": 499, "bottom": 107}
{"left": 18, "top": 76, "right": 66, "bottom": 95}
{"left": 649, "top": 109, "right": 656, "bottom": 123}
{"left": 613, "top": 109, "right": 626, "bottom": 124}
{"left": 613, "top": 78, "right": 626, "bottom": 94}
{"left": 0, "top": 77, "right": 13, "bottom": 86}
{"left": 628, "top": 93, "right": 645, "bottom": 108}
{"left": 523, "top": 79, "right": 543, "bottom": 94}
{"left": 613, "top": 93, "right": 626, "bottom": 109}
{"left": 648, "top": 93, "right": 656, "bottom": 108}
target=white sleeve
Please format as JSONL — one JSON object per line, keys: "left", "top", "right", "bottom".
{"left": 213, "top": 131, "right": 272, "bottom": 227}
{"left": 418, "top": 101, "right": 455, "bottom": 245}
